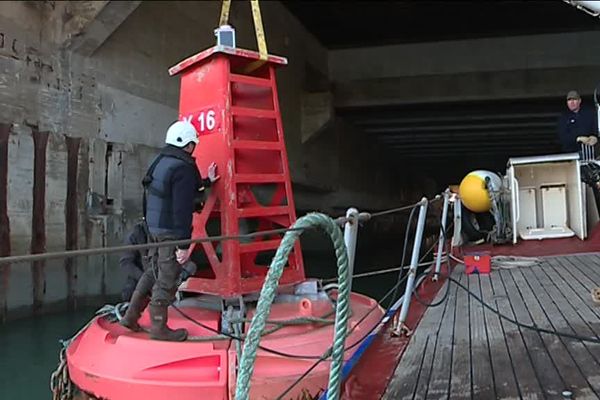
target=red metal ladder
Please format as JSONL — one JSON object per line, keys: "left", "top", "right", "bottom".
{"left": 169, "top": 46, "right": 305, "bottom": 298}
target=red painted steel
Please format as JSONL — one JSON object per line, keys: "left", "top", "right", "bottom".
{"left": 67, "top": 292, "right": 384, "bottom": 400}
{"left": 464, "top": 252, "right": 491, "bottom": 274}
{"left": 170, "top": 47, "right": 305, "bottom": 297}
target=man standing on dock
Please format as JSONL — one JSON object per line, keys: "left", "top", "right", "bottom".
{"left": 557, "top": 90, "right": 599, "bottom": 154}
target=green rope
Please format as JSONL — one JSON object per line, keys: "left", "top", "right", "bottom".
{"left": 235, "top": 213, "right": 351, "bottom": 400}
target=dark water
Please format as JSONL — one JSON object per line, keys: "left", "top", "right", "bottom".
{"left": 0, "top": 239, "right": 430, "bottom": 399}
{"left": 0, "top": 308, "right": 97, "bottom": 400}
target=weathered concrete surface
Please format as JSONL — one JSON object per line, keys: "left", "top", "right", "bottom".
{"left": 0, "top": 1, "right": 409, "bottom": 319}
{"left": 331, "top": 31, "right": 600, "bottom": 107}
{"left": 60, "top": 1, "right": 141, "bottom": 56}
{"left": 331, "top": 31, "right": 600, "bottom": 80}
{"left": 5, "top": 127, "right": 34, "bottom": 313}
{"left": 0, "top": 124, "right": 10, "bottom": 321}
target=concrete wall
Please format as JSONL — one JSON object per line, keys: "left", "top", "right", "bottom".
{"left": 331, "top": 31, "right": 600, "bottom": 107}
{"left": 0, "top": 1, "right": 407, "bottom": 319}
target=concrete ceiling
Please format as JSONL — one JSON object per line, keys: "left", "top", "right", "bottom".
{"left": 340, "top": 98, "right": 561, "bottom": 161}
{"left": 282, "top": 0, "right": 600, "bottom": 49}
{"left": 284, "top": 1, "right": 599, "bottom": 183}
{"left": 338, "top": 97, "right": 570, "bottom": 184}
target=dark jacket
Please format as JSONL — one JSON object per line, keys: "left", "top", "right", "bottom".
{"left": 144, "top": 145, "right": 211, "bottom": 244}
{"left": 557, "top": 106, "right": 598, "bottom": 152}
{"left": 119, "top": 222, "right": 148, "bottom": 281}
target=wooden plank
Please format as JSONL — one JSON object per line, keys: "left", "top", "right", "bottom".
{"left": 545, "top": 258, "right": 600, "bottom": 336}
{"left": 449, "top": 272, "right": 471, "bottom": 399}
{"left": 480, "top": 273, "right": 520, "bottom": 398}
{"left": 565, "top": 255, "right": 600, "bottom": 289}
{"left": 384, "top": 255, "right": 600, "bottom": 400}
{"left": 412, "top": 278, "right": 457, "bottom": 399}
{"left": 588, "top": 253, "right": 600, "bottom": 271}
{"left": 492, "top": 269, "right": 543, "bottom": 398}
{"left": 502, "top": 266, "right": 565, "bottom": 398}
{"left": 549, "top": 257, "right": 600, "bottom": 323}
{"left": 560, "top": 255, "right": 600, "bottom": 292}
{"left": 553, "top": 256, "right": 600, "bottom": 316}
{"left": 571, "top": 254, "right": 600, "bottom": 287}
{"left": 383, "top": 271, "right": 456, "bottom": 400}
{"left": 383, "top": 334, "right": 430, "bottom": 400}
{"left": 540, "top": 258, "right": 600, "bottom": 393}
{"left": 425, "top": 267, "right": 461, "bottom": 400}
{"left": 518, "top": 266, "right": 597, "bottom": 398}
{"left": 468, "top": 274, "right": 496, "bottom": 399}
{"left": 579, "top": 254, "right": 600, "bottom": 273}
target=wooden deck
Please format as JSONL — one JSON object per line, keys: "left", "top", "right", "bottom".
{"left": 383, "top": 253, "right": 600, "bottom": 400}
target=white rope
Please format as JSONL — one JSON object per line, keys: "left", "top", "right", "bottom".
{"left": 491, "top": 255, "right": 541, "bottom": 270}
{"left": 449, "top": 253, "right": 541, "bottom": 270}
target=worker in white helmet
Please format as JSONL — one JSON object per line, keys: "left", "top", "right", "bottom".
{"left": 120, "top": 120, "right": 219, "bottom": 341}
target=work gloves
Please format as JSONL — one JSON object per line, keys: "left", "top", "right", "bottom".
{"left": 577, "top": 136, "right": 598, "bottom": 146}
{"left": 180, "top": 261, "right": 197, "bottom": 281}
{"left": 175, "top": 249, "right": 196, "bottom": 280}
{"left": 175, "top": 248, "right": 189, "bottom": 264}
{"left": 208, "top": 162, "right": 220, "bottom": 183}
{"left": 174, "top": 260, "right": 197, "bottom": 291}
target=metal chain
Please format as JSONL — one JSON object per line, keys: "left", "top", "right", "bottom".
{"left": 49, "top": 304, "right": 126, "bottom": 400}
{"left": 50, "top": 347, "right": 73, "bottom": 400}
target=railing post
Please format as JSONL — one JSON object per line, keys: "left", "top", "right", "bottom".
{"left": 392, "top": 197, "right": 428, "bottom": 336}
{"left": 433, "top": 190, "right": 450, "bottom": 281}
{"left": 452, "top": 198, "right": 463, "bottom": 248}
{"left": 343, "top": 208, "right": 359, "bottom": 292}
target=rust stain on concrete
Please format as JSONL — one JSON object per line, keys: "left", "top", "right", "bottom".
{"left": 65, "top": 136, "right": 81, "bottom": 310}
{"left": 0, "top": 123, "right": 11, "bottom": 322}
{"left": 31, "top": 128, "right": 49, "bottom": 314}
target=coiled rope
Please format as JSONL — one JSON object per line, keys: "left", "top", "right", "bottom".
{"left": 235, "top": 212, "right": 351, "bottom": 400}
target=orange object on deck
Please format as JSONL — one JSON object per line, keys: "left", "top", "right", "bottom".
{"left": 464, "top": 252, "right": 491, "bottom": 274}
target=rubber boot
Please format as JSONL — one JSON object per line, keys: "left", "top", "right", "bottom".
{"left": 149, "top": 304, "right": 188, "bottom": 342}
{"left": 120, "top": 291, "right": 149, "bottom": 332}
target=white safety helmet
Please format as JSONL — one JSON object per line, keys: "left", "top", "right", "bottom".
{"left": 165, "top": 120, "right": 199, "bottom": 148}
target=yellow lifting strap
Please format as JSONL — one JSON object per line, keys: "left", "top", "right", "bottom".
{"left": 218, "top": 0, "right": 268, "bottom": 61}
{"left": 218, "top": 0, "right": 231, "bottom": 26}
